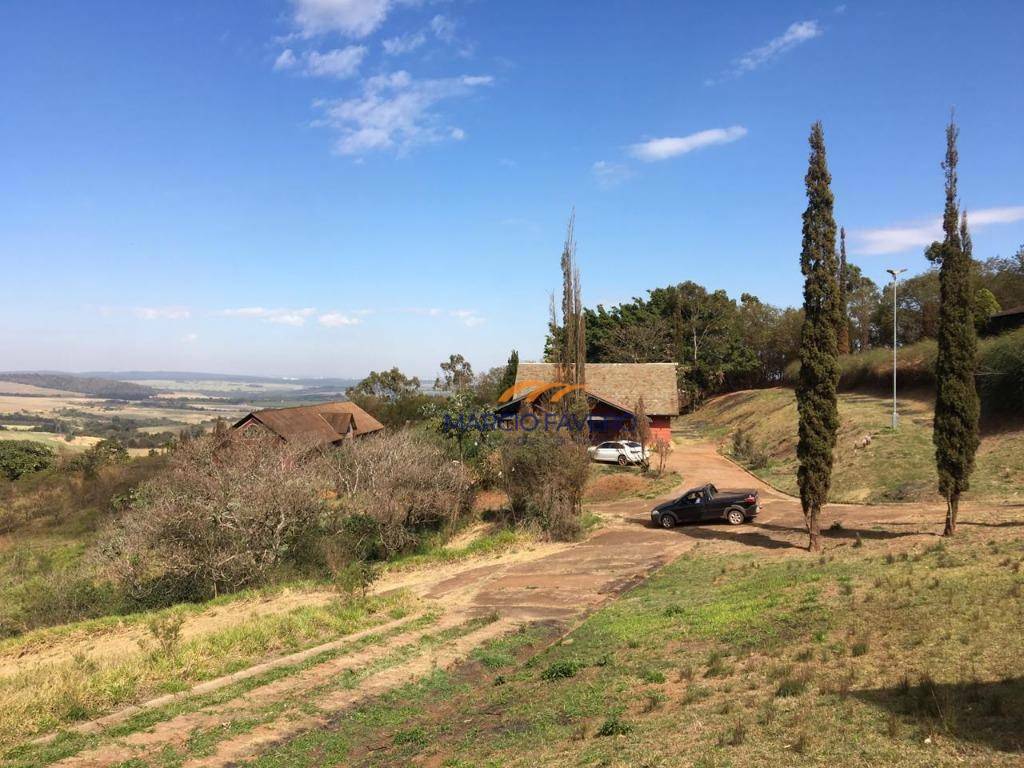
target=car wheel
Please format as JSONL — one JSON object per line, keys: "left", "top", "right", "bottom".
{"left": 617, "top": 455, "right": 628, "bottom": 466}
{"left": 727, "top": 508, "right": 745, "bottom": 526}
{"left": 660, "top": 514, "right": 676, "bottom": 529}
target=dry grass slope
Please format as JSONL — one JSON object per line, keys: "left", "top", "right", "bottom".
{"left": 680, "top": 388, "right": 1024, "bottom": 504}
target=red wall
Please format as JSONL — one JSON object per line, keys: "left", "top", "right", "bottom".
{"left": 649, "top": 416, "right": 672, "bottom": 443}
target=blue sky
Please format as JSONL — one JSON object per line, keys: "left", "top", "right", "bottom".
{"left": 2, "top": 0, "right": 1022, "bottom": 379}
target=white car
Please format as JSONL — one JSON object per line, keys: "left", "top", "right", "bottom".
{"left": 588, "top": 440, "right": 648, "bottom": 466}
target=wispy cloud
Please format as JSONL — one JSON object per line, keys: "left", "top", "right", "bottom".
{"left": 430, "top": 14, "right": 457, "bottom": 43}
{"left": 591, "top": 160, "right": 633, "bottom": 188}
{"left": 708, "top": 20, "right": 822, "bottom": 84}
{"left": 628, "top": 126, "right": 747, "bottom": 162}
{"left": 181, "top": 333, "right": 199, "bottom": 344}
{"left": 318, "top": 312, "right": 363, "bottom": 327}
{"left": 382, "top": 30, "right": 426, "bottom": 55}
{"left": 133, "top": 306, "right": 191, "bottom": 321}
{"left": 274, "top": 46, "right": 367, "bottom": 79}
{"left": 852, "top": 206, "right": 1024, "bottom": 255}
{"left": 399, "top": 307, "right": 484, "bottom": 326}
{"left": 313, "top": 70, "right": 493, "bottom": 156}
{"left": 218, "top": 307, "right": 317, "bottom": 326}
{"left": 274, "top": 49, "right": 298, "bottom": 71}
{"left": 290, "top": 0, "right": 394, "bottom": 39}
{"left": 449, "top": 309, "right": 485, "bottom": 327}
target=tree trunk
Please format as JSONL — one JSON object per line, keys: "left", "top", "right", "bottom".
{"left": 943, "top": 493, "right": 959, "bottom": 536}
{"left": 806, "top": 506, "right": 822, "bottom": 552}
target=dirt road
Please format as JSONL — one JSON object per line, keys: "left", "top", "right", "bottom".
{"left": 41, "top": 438, "right": 1015, "bottom": 767}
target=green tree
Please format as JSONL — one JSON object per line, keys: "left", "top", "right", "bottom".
{"left": 836, "top": 227, "right": 851, "bottom": 354}
{"left": 0, "top": 441, "right": 55, "bottom": 480}
{"left": 928, "top": 117, "right": 980, "bottom": 536}
{"left": 844, "top": 263, "right": 880, "bottom": 351}
{"left": 795, "top": 122, "right": 841, "bottom": 553}
{"left": 347, "top": 368, "right": 421, "bottom": 401}
{"left": 973, "top": 287, "right": 1001, "bottom": 332}
{"left": 434, "top": 354, "right": 474, "bottom": 392}
{"left": 498, "top": 349, "right": 519, "bottom": 398}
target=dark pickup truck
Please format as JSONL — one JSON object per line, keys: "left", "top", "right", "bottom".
{"left": 650, "top": 483, "right": 759, "bottom": 528}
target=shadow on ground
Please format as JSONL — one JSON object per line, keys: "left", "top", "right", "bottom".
{"left": 625, "top": 518, "right": 936, "bottom": 551}
{"left": 853, "top": 676, "right": 1024, "bottom": 754}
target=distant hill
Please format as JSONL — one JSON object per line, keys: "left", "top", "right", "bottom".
{"left": 83, "top": 371, "right": 362, "bottom": 389}
{"left": 0, "top": 373, "right": 156, "bottom": 400}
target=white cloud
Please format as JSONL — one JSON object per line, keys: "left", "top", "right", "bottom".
{"left": 591, "top": 160, "right": 632, "bottom": 188}
{"left": 218, "top": 307, "right": 316, "bottom": 326}
{"left": 133, "top": 306, "right": 191, "bottom": 320}
{"left": 382, "top": 30, "right": 426, "bottom": 55}
{"left": 274, "top": 49, "right": 298, "bottom": 71}
{"left": 314, "top": 71, "right": 493, "bottom": 156}
{"left": 450, "top": 309, "right": 485, "bottom": 327}
{"left": 628, "top": 126, "right": 747, "bottom": 162}
{"left": 709, "top": 20, "right": 822, "bottom": 84}
{"left": 318, "top": 312, "right": 363, "bottom": 327}
{"left": 430, "top": 14, "right": 457, "bottom": 43}
{"left": 181, "top": 333, "right": 199, "bottom": 343}
{"left": 291, "top": 0, "right": 393, "bottom": 38}
{"left": 852, "top": 206, "right": 1024, "bottom": 255}
{"left": 275, "top": 46, "right": 367, "bottom": 79}
{"left": 304, "top": 46, "right": 367, "bottom": 78}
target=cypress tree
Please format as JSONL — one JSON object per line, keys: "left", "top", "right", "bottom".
{"left": 928, "top": 117, "right": 979, "bottom": 536}
{"left": 498, "top": 349, "right": 519, "bottom": 398}
{"left": 796, "top": 122, "right": 841, "bottom": 553}
{"left": 836, "top": 227, "right": 851, "bottom": 355}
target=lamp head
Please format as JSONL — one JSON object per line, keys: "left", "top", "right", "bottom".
{"left": 886, "top": 268, "right": 907, "bottom": 280}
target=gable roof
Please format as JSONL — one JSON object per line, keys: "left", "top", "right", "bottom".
{"left": 513, "top": 363, "right": 679, "bottom": 416}
{"left": 232, "top": 401, "right": 384, "bottom": 445}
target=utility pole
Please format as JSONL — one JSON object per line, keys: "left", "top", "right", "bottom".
{"left": 886, "top": 268, "right": 907, "bottom": 429}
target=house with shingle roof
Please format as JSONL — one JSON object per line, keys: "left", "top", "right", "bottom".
{"left": 231, "top": 401, "right": 384, "bottom": 447}
{"left": 495, "top": 362, "right": 678, "bottom": 442}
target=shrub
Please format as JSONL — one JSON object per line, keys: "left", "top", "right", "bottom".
{"left": 326, "top": 430, "right": 474, "bottom": 559}
{"left": 495, "top": 429, "right": 590, "bottom": 540}
{"left": 978, "top": 327, "right": 1024, "bottom": 415}
{"left": 100, "top": 433, "right": 331, "bottom": 605}
{"left": 0, "top": 441, "right": 55, "bottom": 480}
{"left": 541, "top": 659, "right": 584, "bottom": 680}
{"left": 730, "top": 429, "right": 768, "bottom": 470}
{"left": 595, "top": 713, "right": 632, "bottom": 737}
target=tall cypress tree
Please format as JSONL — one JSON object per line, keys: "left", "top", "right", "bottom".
{"left": 836, "top": 227, "right": 851, "bottom": 355}
{"left": 498, "top": 349, "right": 519, "bottom": 398}
{"left": 796, "top": 122, "right": 841, "bottom": 553}
{"left": 928, "top": 117, "right": 979, "bottom": 536}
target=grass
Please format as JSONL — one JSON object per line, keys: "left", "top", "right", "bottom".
{"left": 239, "top": 529, "right": 1024, "bottom": 767}
{"left": 385, "top": 527, "right": 532, "bottom": 572}
{"left": 679, "top": 387, "right": 1024, "bottom": 503}
{"left": 0, "top": 590, "right": 418, "bottom": 749}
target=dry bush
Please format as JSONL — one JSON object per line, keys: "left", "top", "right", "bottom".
{"left": 101, "top": 433, "right": 330, "bottom": 604}
{"left": 650, "top": 435, "right": 671, "bottom": 477}
{"left": 496, "top": 429, "right": 590, "bottom": 540}
{"left": 326, "top": 429, "right": 474, "bottom": 559}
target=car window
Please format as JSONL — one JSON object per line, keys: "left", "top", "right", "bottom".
{"left": 624, "top": 441, "right": 641, "bottom": 448}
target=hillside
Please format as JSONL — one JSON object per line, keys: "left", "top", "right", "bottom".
{"left": 0, "top": 373, "right": 155, "bottom": 401}
{"left": 679, "top": 388, "right": 1024, "bottom": 504}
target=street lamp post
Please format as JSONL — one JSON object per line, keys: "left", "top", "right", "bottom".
{"left": 886, "top": 268, "right": 907, "bottom": 429}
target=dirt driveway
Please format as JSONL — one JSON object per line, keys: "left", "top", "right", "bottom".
{"left": 42, "top": 438, "right": 1016, "bottom": 767}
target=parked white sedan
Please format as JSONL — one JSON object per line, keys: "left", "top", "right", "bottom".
{"left": 588, "top": 440, "right": 648, "bottom": 466}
